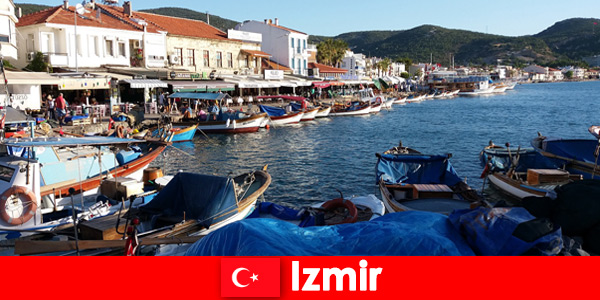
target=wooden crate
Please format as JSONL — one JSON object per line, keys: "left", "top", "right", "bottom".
{"left": 527, "top": 169, "right": 570, "bottom": 185}
{"left": 79, "top": 213, "right": 127, "bottom": 240}
{"left": 412, "top": 184, "right": 453, "bottom": 199}
{"left": 68, "top": 118, "right": 91, "bottom": 126}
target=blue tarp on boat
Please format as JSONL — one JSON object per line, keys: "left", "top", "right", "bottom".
{"left": 140, "top": 172, "right": 237, "bottom": 228}
{"left": 289, "top": 102, "right": 302, "bottom": 111}
{"left": 534, "top": 138, "right": 598, "bottom": 164}
{"left": 259, "top": 105, "right": 286, "bottom": 117}
{"left": 480, "top": 147, "right": 559, "bottom": 172}
{"left": 185, "top": 211, "right": 475, "bottom": 256}
{"left": 375, "top": 153, "right": 462, "bottom": 186}
{"left": 247, "top": 202, "right": 320, "bottom": 227}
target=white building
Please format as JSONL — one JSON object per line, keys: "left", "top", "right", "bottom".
{"left": 235, "top": 18, "right": 310, "bottom": 76}
{"left": 340, "top": 50, "right": 367, "bottom": 79}
{"left": 561, "top": 66, "right": 586, "bottom": 79}
{"left": 15, "top": 1, "right": 167, "bottom": 70}
{"left": 0, "top": 0, "right": 18, "bottom": 60}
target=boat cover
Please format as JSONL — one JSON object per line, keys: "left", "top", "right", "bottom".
{"left": 534, "top": 138, "right": 599, "bottom": 164}
{"left": 259, "top": 105, "right": 286, "bottom": 117}
{"left": 247, "top": 202, "right": 322, "bottom": 227}
{"left": 185, "top": 211, "right": 475, "bottom": 256}
{"left": 449, "top": 207, "right": 563, "bottom": 256}
{"left": 140, "top": 172, "right": 236, "bottom": 228}
{"left": 376, "top": 154, "right": 462, "bottom": 186}
{"left": 289, "top": 102, "right": 302, "bottom": 111}
{"left": 480, "top": 147, "right": 559, "bottom": 172}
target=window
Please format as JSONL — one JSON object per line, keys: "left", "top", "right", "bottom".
{"left": 203, "top": 50, "right": 210, "bottom": 67}
{"left": 26, "top": 34, "right": 34, "bottom": 52}
{"left": 298, "top": 59, "right": 301, "bottom": 72}
{"left": 118, "top": 42, "right": 126, "bottom": 57}
{"left": 291, "top": 38, "right": 294, "bottom": 48}
{"left": 304, "top": 59, "right": 307, "bottom": 70}
{"left": 186, "top": 49, "right": 195, "bottom": 66}
{"left": 105, "top": 40, "right": 114, "bottom": 57}
{"left": 291, "top": 59, "right": 295, "bottom": 69}
{"left": 303, "top": 40, "right": 306, "bottom": 50}
{"left": 243, "top": 56, "right": 249, "bottom": 68}
{"left": 93, "top": 36, "right": 99, "bottom": 56}
{"left": 216, "top": 51, "right": 222, "bottom": 68}
{"left": 77, "top": 35, "right": 84, "bottom": 55}
{"left": 0, "top": 35, "right": 8, "bottom": 43}
{"left": 175, "top": 48, "right": 183, "bottom": 65}
{"left": 227, "top": 52, "right": 233, "bottom": 68}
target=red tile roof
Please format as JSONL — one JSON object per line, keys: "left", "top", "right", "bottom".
{"left": 262, "top": 59, "right": 291, "bottom": 71}
{"left": 308, "top": 62, "right": 347, "bottom": 74}
{"left": 124, "top": 10, "right": 230, "bottom": 41}
{"left": 17, "top": 5, "right": 161, "bottom": 33}
{"left": 241, "top": 49, "right": 271, "bottom": 58}
{"left": 268, "top": 23, "right": 306, "bottom": 35}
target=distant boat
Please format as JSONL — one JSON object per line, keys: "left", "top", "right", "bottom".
{"left": 329, "top": 102, "right": 371, "bottom": 116}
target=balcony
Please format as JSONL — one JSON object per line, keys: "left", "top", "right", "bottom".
{"left": 44, "top": 52, "right": 68, "bottom": 67}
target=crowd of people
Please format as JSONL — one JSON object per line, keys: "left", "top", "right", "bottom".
{"left": 43, "top": 92, "right": 67, "bottom": 126}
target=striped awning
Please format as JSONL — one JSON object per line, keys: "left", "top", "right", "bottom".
{"left": 121, "top": 79, "right": 168, "bottom": 89}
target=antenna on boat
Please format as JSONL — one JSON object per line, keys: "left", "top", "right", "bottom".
{"left": 68, "top": 188, "right": 81, "bottom": 256}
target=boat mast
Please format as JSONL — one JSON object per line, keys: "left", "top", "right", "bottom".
{"left": 0, "top": 53, "right": 8, "bottom": 142}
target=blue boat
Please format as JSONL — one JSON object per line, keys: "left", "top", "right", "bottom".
{"left": 531, "top": 134, "right": 600, "bottom": 179}
{"left": 376, "top": 145, "right": 484, "bottom": 214}
{"left": 152, "top": 124, "right": 197, "bottom": 142}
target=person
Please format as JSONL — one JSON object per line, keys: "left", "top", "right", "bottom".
{"left": 46, "top": 94, "right": 55, "bottom": 120}
{"left": 55, "top": 93, "right": 67, "bottom": 126}
{"left": 181, "top": 103, "right": 193, "bottom": 119}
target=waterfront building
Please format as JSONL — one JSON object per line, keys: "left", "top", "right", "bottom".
{"left": 341, "top": 50, "right": 367, "bottom": 78}
{"left": 548, "top": 68, "right": 564, "bottom": 81}
{"left": 561, "top": 66, "right": 586, "bottom": 79}
{"left": 235, "top": 18, "right": 310, "bottom": 76}
{"left": 0, "top": 0, "right": 18, "bottom": 61}
{"left": 15, "top": 1, "right": 167, "bottom": 70}
{"left": 523, "top": 65, "right": 548, "bottom": 81}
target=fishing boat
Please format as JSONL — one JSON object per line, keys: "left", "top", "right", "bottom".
{"left": 531, "top": 130, "right": 600, "bottom": 180}
{"left": 170, "top": 92, "right": 268, "bottom": 134}
{"left": 258, "top": 95, "right": 319, "bottom": 121}
{"left": 394, "top": 96, "right": 408, "bottom": 104}
{"left": 315, "top": 106, "right": 331, "bottom": 118}
{"left": 12, "top": 168, "right": 272, "bottom": 255}
{"left": 376, "top": 144, "right": 484, "bottom": 214}
{"left": 329, "top": 101, "right": 371, "bottom": 116}
{"left": 287, "top": 102, "right": 319, "bottom": 121}
{"left": 0, "top": 136, "right": 167, "bottom": 239}
{"left": 480, "top": 142, "right": 577, "bottom": 199}
{"left": 248, "top": 194, "right": 384, "bottom": 226}
{"left": 382, "top": 97, "right": 395, "bottom": 108}
{"left": 152, "top": 124, "right": 197, "bottom": 142}
{"left": 259, "top": 105, "right": 304, "bottom": 125}
{"left": 370, "top": 103, "right": 383, "bottom": 113}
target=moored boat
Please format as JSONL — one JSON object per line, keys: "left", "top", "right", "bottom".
{"left": 152, "top": 124, "right": 197, "bottom": 142}
{"left": 315, "top": 106, "right": 331, "bottom": 118}
{"left": 259, "top": 105, "right": 304, "bottom": 125}
{"left": 376, "top": 145, "right": 485, "bottom": 214}
{"left": 329, "top": 102, "right": 371, "bottom": 116}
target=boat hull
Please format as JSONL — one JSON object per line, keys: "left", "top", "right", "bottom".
{"left": 179, "top": 113, "right": 267, "bottom": 134}
{"left": 315, "top": 106, "right": 331, "bottom": 118}
{"left": 269, "top": 111, "right": 304, "bottom": 125}
{"left": 329, "top": 105, "right": 371, "bottom": 116}
{"left": 487, "top": 173, "right": 548, "bottom": 199}
{"left": 300, "top": 108, "right": 319, "bottom": 121}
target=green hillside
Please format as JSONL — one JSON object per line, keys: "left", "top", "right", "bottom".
{"left": 140, "top": 7, "right": 239, "bottom": 32}
{"left": 535, "top": 18, "right": 600, "bottom": 59}
{"left": 15, "top": 3, "right": 50, "bottom": 16}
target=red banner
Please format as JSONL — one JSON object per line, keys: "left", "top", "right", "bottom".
{"left": 4, "top": 256, "right": 599, "bottom": 299}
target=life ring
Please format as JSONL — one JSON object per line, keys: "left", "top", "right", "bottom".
{"left": 320, "top": 198, "right": 358, "bottom": 224}
{"left": 0, "top": 186, "right": 38, "bottom": 225}
{"left": 116, "top": 125, "right": 125, "bottom": 138}
{"left": 375, "top": 97, "right": 382, "bottom": 104}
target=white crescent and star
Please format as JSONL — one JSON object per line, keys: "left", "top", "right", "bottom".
{"left": 232, "top": 268, "right": 259, "bottom": 288}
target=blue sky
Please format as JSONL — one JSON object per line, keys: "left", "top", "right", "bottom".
{"left": 19, "top": 0, "right": 600, "bottom": 37}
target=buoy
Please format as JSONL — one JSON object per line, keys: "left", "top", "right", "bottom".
{"left": 265, "top": 124, "right": 270, "bottom": 130}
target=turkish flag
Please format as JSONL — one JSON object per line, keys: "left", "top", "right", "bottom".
{"left": 221, "top": 258, "right": 280, "bottom": 297}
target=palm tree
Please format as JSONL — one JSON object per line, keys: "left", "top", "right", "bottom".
{"left": 317, "top": 39, "right": 348, "bottom": 67}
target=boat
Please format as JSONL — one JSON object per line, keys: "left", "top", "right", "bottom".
{"left": 393, "top": 97, "right": 407, "bottom": 104}
{"left": 480, "top": 142, "right": 577, "bottom": 199}
{"left": 315, "top": 106, "right": 331, "bottom": 118}
{"left": 170, "top": 92, "right": 268, "bottom": 134}
{"left": 492, "top": 84, "right": 509, "bottom": 93}
{"left": 329, "top": 101, "right": 371, "bottom": 116}
{"left": 152, "top": 124, "right": 197, "bottom": 142}
{"left": 12, "top": 168, "right": 272, "bottom": 256}
{"left": 259, "top": 105, "right": 304, "bottom": 125}
{"left": 370, "top": 103, "right": 383, "bottom": 113}
{"left": 531, "top": 130, "right": 600, "bottom": 180}
{"left": 247, "top": 194, "right": 385, "bottom": 226}
{"left": 376, "top": 144, "right": 484, "bottom": 214}
{"left": 0, "top": 136, "right": 167, "bottom": 239}
{"left": 382, "top": 97, "right": 395, "bottom": 109}
{"left": 287, "top": 102, "right": 319, "bottom": 121}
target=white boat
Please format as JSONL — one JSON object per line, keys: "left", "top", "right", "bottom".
{"left": 191, "top": 113, "right": 268, "bottom": 133}
{"left": 300, "top": 107, "right": 319, "bottom": 121}
{"left": 382, "top": 97, "right": 395, "bottom": 108}
{"left": 329, "top": 103, "right": 372, "bottom": 116}
{"left": 259, "top": 104, "right": 304, "bottom": 125}
{"left": 394, "top": 97, "right": 407, "bottom": 104}
{"left": 492, "top": 85, "right": 509, "bottom": 93}
{"left": 370, "top": 103, "right": 383, "bottom": 113}
{"left": 315, "top": 106, "right": 331, "bottom": 118}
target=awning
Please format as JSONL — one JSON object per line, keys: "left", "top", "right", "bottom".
{"left": 168, "top": 92, "right": 227, "bottom": 101}
{"left": 241, "top": 49, "right": 272, "bottom": 58}
{"left": 121, "top": 79, "right": 168, "bottom": 89}
{"left": 329, "top": 81, "right": 345, "bottom": 86}
{"left": 167, "top": 80, "right": 235, "bottom": 92}
{"left": 312, "top": 81, "right": 331, "bottom": 88}
{"left": 57, "top": 76, "right": 111, "bottom": 90}
{"left": 4, "top": 71, "right": 61, "bottom": 85}
{"left": 90, "top": 72, "right": 133, "bottom": 81}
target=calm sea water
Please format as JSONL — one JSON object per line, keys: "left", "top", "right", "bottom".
{"left": 151, "top": 81, "right": 600, "bottom": 206}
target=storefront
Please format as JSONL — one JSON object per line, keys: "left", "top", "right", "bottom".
{"left": 2, "top": 71, "right": 61, "bottom": 111}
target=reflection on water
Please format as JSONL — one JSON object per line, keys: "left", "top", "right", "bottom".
{"left": 151, "top": 81, "right": 600, "bottom": 207}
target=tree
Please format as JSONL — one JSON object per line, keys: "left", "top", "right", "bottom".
{"left": 317, "top": 39, "right": 348, "bottom": 67}
{"left": 396, "top": 57, "right": 413, "bottom": 68}
{"left": 376, "top": 58, "right": 391, "bottom": 76}
{"left": 400, "top": 72, "right": 410, "bottom": 79}
{"left": 565, "top": 70, "right": 574, "bottom": 79}
{"left": 25, "top": 52, "right": 52, "bottom": 72}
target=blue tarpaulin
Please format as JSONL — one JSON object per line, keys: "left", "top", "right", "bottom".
{"left": 185, "top": 211, "right": 475, "bottom": 256}
{"left": 449, "top": 207, "right": 563, "bottom": 256}
{"left": 247, "top": 202, "right": 320, "bottom": 227}
{"left": 259, "top": 105, "right": 286, "bottom": 117}
{"left": 140, "top": 172, "right": 237, "bottom": 228}
{"left": 535, "top": 138, "right": 598, "bottom": 164}
{"left": 375, "top": 153, "right": 462, "bottom": 186}
{"left": 480, "top": 147, "right": 559, "bottom": 172}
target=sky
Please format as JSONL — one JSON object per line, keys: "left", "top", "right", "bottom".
{"left": 19, "top": 0, "right": 600, "bottom": 37}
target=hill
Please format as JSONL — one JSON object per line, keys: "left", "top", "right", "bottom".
{"left": 139, "top": 7, "right": 239, "bottom": 32}
{"left": 535, "top": 18, "right": 600, "bottom": 59}
{"left": 15, "top": 3, "right": 50, "bottom": 16}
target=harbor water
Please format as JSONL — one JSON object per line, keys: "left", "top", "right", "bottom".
{"left": 151, "top": 81, "right": 600, "bottom": 207}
